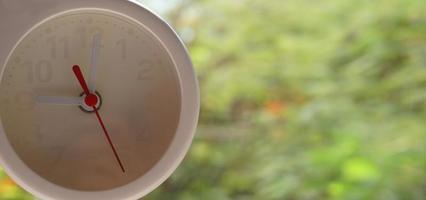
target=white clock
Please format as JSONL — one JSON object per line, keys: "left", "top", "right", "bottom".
{"left": 0, "top": 0, "right": 199, "bottom": 199}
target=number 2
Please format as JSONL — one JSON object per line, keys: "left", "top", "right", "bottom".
{"left": 137, "top": 60, "right": 155, "bottom": 80}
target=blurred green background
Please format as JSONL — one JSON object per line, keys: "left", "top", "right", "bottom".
{"left": 1, "top": 0, "right": 426, "bottom": 199}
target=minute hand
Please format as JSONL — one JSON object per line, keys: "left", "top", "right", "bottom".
{"left": 88, "top": 34, "right": 101, "bottom": 93}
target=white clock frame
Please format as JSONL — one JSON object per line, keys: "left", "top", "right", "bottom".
{"left": 0, "top": 0, "right": 199, "bottom": 200}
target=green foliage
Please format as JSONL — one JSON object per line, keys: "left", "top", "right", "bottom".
{"left": 0, "top": 168, "right": 34, "bottom": 200}
{"left": 147, "top": 0, "right": 426, "bottom": 199}
{"left": 1, "top": 0, "right": 426, "bottom": 199}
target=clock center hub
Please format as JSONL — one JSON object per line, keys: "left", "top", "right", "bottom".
{"left": 79, "top": 91, "right": 102, "bottom": 113}
{"left": 85, "top": 93, "right": 98, "bottom": 106}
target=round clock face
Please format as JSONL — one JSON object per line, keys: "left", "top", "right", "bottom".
{"left": 0, "top": 9, "right": 181, "bottom": 191}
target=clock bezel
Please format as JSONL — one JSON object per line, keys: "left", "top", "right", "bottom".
{"left": 0, "top": 1, "right": 199, "bottom": 200}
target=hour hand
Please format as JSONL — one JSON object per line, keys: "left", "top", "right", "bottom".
{"left": 36, "top": 96, "right": 83, "bottom": 105}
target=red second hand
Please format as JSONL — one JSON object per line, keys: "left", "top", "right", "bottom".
{"left": 72, "top": 65, "right": 90, "bottom": 95}
{"left": 92, "top": 106, "right": 126, "bottom": 173}
{"left": 72, "top": 65, "right": 126, "bottom": 173}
